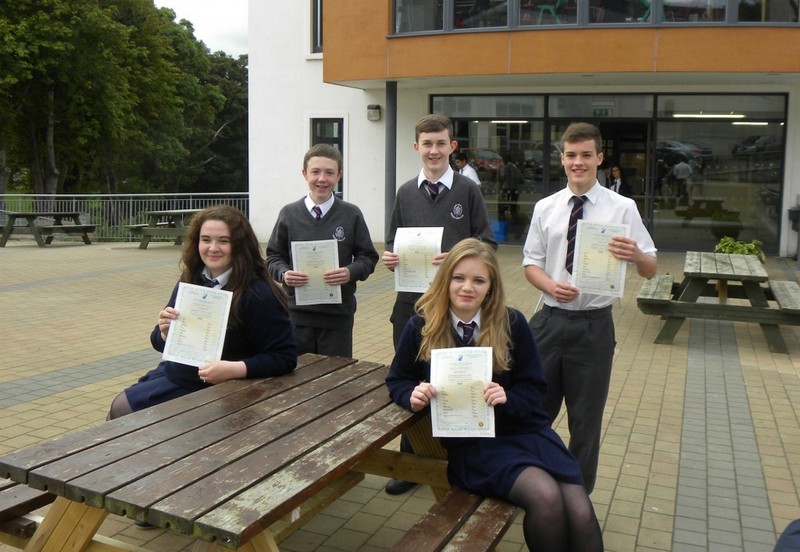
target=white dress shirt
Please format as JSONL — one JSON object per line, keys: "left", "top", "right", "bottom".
{"left": 522, "top": 182, "right": 657, "bottom": 310}
{"left": 459, "top": 164, "right": 481, "bottom": 187}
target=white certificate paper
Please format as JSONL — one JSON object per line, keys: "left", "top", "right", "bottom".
{"left": 394, "top": 227, "right": 443, "bottom": 293}
{"left": 162, "top": 283, "right": 232, "bottom": 367}
{"left": 291, "top": 239, "right": 342, "bottom": 306}
{"left": 572, "top": 220, "right": 630, "bottom": 297}
{"left": 430, "top": 347, "right": 495, "bottom": 438}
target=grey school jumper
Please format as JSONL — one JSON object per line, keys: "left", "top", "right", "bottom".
{"left": 266, "top": 197, "right": 378, "bottom": 330}
{"left": 386, "top": 172, "right": 496, "bottom": 308}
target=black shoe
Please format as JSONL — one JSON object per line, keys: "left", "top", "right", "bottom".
{"left": 384, "top": 479, "right": 418, "bottom": 495}
{"left": 134, "top": 520, "right": 156, "bottom": 529}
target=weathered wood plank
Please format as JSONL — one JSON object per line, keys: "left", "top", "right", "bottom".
{"left": 352, "top": 449, "right": 449, "bottom": 489}
{"left": 64, "top": 363, "right": 385, "bottom": 506}
{"left": 0, "top": 484, "right": 54, "bottom": 523}
{"left": 771, "top": 280, "right": 800, "bottom": 314}
{"left": 637, "top": 274, "right": 674, "bottom": 304}
{"left": 637, "top": 301, "right": 800, "bottom": 326}
{"left": 191, "top": 401, "right": 415, "bottom": 548}
{"left": 0, "top": 354, "right": 337, "bottom": 484}
{"left": 444, "top": 497, "right": 519, "bottom": 552}
{"left": 390, "top": 488, "right": 482, "bottom": 552}
{"left": 112, "top": 369, "right": 390, "bottom": 532}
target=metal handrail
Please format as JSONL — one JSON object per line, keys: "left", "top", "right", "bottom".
{"left": 0, "top": 193, "right": 249, "bottom": 243}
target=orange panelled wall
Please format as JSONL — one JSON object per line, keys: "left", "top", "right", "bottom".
{"left": 325, "top": 2, "right": 800, "bottom": 82}
{"left": 323, "top": 0, "right": 391, "bottom": 83}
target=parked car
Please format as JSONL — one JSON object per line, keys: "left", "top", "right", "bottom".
{"left": 523, "top": 143, "right": 561, "bottom": 182}
{"left": 460, "top": 148, "right": 504, "bottom": 180}
{"left": 732, "top": 135, "right": 782, "bottom": 156}
{"left": 656, "top": 139, "right": 713, "bottom": 164}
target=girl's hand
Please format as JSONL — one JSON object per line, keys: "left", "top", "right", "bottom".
{"left": 382, "top": 251, "right": 399, "bottom": 271}
{"left": 197, "top": 360, "right": 247, "bottom": 385}
{"left": 410, "top": 382, "right": 437, "bottom": 412}
{"left": 484, "top": 382, "right": 507, "bottom": 406}
{"left": 158, "top": 307, "right": 179, "bottom": 340}
{"left": 283, "top": 270, "right": 308, "bottom": 287}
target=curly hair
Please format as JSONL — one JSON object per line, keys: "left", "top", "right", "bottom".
{"left": 179, "top": 205, "right": 288, "bottom": 325}
{"left": 415, "top": 238, "right": 511, "bottom": 373}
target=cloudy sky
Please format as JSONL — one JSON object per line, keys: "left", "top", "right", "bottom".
{"left": 153, "top": 0, "right": 248, "bottom": 57}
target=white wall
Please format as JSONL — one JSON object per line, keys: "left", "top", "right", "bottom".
{"left": 249, "top": 1, "right": 386, "bottom": 243}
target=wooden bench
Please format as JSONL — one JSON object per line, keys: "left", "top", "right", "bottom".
{"left": 125, "top": 222, "right": 175, "bottom": 234}
{"left": 638, "top": 274, "right": 800, "bottom": 353}
{"left": 770, "top": 280, "right": 800, "bottom": 313}
{"left": 390, "top": 487, "right": 518, "bottom": 552}
{"left": 36, "top": 224, "right": 97, "bottom": 244}
{"left": 377, "top": 413, "right": 519, "bottom": 552}
{"left": 0, "top": 478, "right": 55, "bottom": 548}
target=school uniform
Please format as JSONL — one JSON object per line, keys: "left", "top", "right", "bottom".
{"left": 386, "top": 308, "right": 583, "bottom": 498}
{"left": 125, "top": 275, "right": 297, "bottom": 411}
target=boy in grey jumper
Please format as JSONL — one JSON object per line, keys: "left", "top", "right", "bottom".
{"left": 381, "top": 114, "right": 495, "bottom": 495}
{"left": 267, "top": 144, "right": 378, "bottom": 358}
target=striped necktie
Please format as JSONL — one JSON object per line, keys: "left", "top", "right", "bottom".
{"left": 424, "top": 180, "right": 440, "bottom": 201}
{"left": 565, "top": 195, "right": 587, "bottom": 274}
{"left": 458, "top": 321, "right": 476, "bottom": 346}
{"left": 312, "top": 206, "right": 322, "bottom": 220}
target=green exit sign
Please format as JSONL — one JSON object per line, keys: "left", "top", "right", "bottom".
{"left": 593, "top": 107, "right": 613, "bottom": 117}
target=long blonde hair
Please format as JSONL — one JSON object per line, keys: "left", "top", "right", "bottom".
{"left": 415, "top": 238, "right": 511, "bottom": 373}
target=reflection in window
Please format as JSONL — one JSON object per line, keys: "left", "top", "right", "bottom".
{"left": 662, "top": 0, "right": 726, "bottom": 21}
{"left": 587, "top": 0, "right": 647, "bottom": 23}
{"left": 395, "top": 0, "right": 443, "bottom": 32}
{"left": 739, "top": 0, "right": 798, "bottom": 21}
{"left": 653, "top": 121, "right": 782, "bottom": 253}
{"left": 519, "top": 0, "right": 577, "bottom": 24}
{"left": 455, "top": 0, "right": 508, "bottom": 28}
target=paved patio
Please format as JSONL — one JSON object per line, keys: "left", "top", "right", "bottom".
{"left": 1, "top": 237, "right": 799, "bottom": 551}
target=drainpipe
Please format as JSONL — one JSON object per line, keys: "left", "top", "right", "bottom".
{"left": 385, "top": 81, "right": 397, "bottom": 244}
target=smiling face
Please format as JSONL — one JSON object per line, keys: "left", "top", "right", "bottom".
{"left": 449, "top": 256, "right": 491, "bottom": 322}
{"left": 198, "top": 220, "right": 233, "bottom": 278}
{"left": 414, "top": 130, "right": 457, "bottom": 181}
{"left": 561, "top": 138, "right": 603, "bottom": 195}
{"left": 303, "top": 156, "right": 341, "bottom": 204}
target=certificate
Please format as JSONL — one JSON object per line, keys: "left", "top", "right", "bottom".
{"left": 162, "top": 283, "right": 232, "bottom": 367}
{"left": 430, "top": 347, "right": 495, "bottom": 438}
{"left": 394, "top": 226, "right": 443, "bottom": 293}
{"left": 291, "top": 239, "right": 342, "bottom": 306}
{"left": 572, "top": 220, "right": 630, "bottom": 297}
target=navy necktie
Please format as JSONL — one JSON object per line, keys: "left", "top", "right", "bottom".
{"left": 565, "top": 195, "right": 587, "bottom": 274}
{"left": 424, "top": 180, "right": 440, "bottom": 201}
{"left": 458, "top": 321, "right": 476, "bottom": 346}
{"left": 201, "top": 274, "right": 219, "bottom": 288}
{"left": 312, "top": 206, "right": 322, "bottom": 220}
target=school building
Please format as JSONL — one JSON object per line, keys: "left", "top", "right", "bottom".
{"left": 248, "top": 0, "right": 800, "bottom": 258}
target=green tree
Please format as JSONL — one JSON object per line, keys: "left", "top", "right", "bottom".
{"left": 0, "top": 0, "right": 246, "bottom": 199}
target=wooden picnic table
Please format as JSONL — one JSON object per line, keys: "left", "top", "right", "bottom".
{"left": 0, "top": 354, "right": 433, "bottom": 551}
{"left": 638, "top": 251, "right": 799, "bottom": 353}
{"left": 128, "top": 209, "right": 201, "bottom": 249}
{"left": 0, "top": 210, "right": 96, "bottom": 247}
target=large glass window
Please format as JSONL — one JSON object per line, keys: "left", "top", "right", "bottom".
{"left": 395, "top": 0, "right": 443, "bottom": 32}
{"left": 311, "top": 118, "right": 344, "bottom": 197}
{"left": 520, "top": 0, "right": 577, "bottom": 25}
{"left": 739, "top": 0, "right": 798, "bottom": 21}
{"left": 312, "top": 0, "right": 323, "bottom": 53}
{"left": 435, "top": 93, "right": 787, "bottom": 252}
{"left": 455, "top": 0, "right": 508, "bottom": 28}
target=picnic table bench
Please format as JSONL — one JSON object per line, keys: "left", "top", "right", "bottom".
{"left": 125, "top": 209, "right": 201, "bottom": 249}
{"left": 0, "top": 478, "right": 54, "bottom": 547}
{"left": 0, "top": 354, "right": 523, "bottom": 551}
{"left": 383, "top": 412, "right": 519, "bottom": 552}
{"left": 0, "top": 210, "right": 96, "bottom": 247}
{"left": 637, "top": 251, "right": 800, "bottom": 353}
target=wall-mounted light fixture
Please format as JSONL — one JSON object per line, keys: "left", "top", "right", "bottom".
{"left": 367, "top": 104, "right": 381, "bottom": 121}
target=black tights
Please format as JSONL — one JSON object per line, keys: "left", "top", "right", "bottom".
{"left": 107, "top": 391, "right": 133, "bottom": 420}
{"left": 507, "top": 466, "right": 603, "bottom": 552}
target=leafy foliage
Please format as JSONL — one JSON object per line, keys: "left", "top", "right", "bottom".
{"left": 0, "top": 0, "right": 247, "bottom": 196}
{"left": 714, "top": 236, "right": 766, "bottom": 263}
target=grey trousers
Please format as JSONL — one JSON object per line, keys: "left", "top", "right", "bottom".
{"left": 529, "top": 304, "right": 615, "bottom": 494}
{"left": 293, "top": 325, "right": 353, "bottom": 358}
